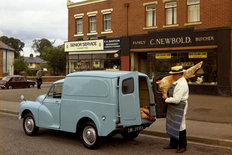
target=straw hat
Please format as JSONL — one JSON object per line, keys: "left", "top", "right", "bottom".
{"left": 169, "top": 66, "right": 185, "bottom": 74}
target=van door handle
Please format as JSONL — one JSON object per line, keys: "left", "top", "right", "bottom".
{"left": 55, "top": 101, "right": 61, "bottom": 104}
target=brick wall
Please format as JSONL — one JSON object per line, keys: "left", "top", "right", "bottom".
{"left": 68, "top": 0, "right": 232, "bottom": 40}
{"left": 121, "top": 56, "right": 130, "bottom": 71}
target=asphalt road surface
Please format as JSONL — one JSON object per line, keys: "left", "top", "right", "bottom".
{"left": 0, "top": 113, "right": 231, "bottom": 155}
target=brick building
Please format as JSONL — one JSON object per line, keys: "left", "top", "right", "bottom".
{"left": 0, "top": 41, "right": 15, "bottom": 76}
{"left": 66, "top": 0, "right": 232, "bottom": 96}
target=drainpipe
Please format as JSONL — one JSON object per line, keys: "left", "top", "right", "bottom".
{"left": 124, "top": 3, "right": 129, "bottom": 37}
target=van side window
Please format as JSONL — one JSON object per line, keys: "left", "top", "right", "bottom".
{"left": 48, "top": 83, "right": 63, "bottom": 98}
{"left": 122, "top": 78, "right": 134, "bottom": 94}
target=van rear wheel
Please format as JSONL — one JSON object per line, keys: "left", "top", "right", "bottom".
{"left": 80, "top": 121, "right": 100, "bottom": 149}
{"left": 121, "top": 131, "right": 140, "bottom": 140}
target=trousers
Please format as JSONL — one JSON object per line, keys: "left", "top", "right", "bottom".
{"left": 170, "top": 130, "right": 187, "bottom": 148}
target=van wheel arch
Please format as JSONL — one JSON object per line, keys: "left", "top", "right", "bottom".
{"left": 76, "top": 117, "right": 94, "bottom": 134}
{"left": 21, "top": 110, "right": 33, "bottom": 118}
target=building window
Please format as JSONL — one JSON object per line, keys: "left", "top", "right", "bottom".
{"left": 148, "top": 50, "right": 217, "bottom": 85}
{"left": 74, "top": 13, "right": 84, "bottom": 36}
{"left": 165, "top": 2, "right": 177, "bottom": 25}
{"left": 146, "top": 4, "right": 156, "bottom": 27}
{"left": 101, "top": 8, "right": 113, "bottom": 34}
{"left": 87, "top": 11, "right": 98, "bottom": 35}
{"left": 76, "top": 18, "right": 83, "bottom": 34}
{"left": 103, "top": 13, "right": 111, "bottom": 32}
{"left": 187, "top": 0, "right": 200, "bottom": 22}
{"left": 89, "top": 16, "right": 96, "bottom": 33}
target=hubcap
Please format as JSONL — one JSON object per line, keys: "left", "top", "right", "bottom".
{"left": 83, "top": 126, "right": 96, "bottom": 145}
{"left": 25, "top": 117, "right": 34, "bottom": 133}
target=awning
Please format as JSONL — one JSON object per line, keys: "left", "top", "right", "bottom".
{"left": 69, "top": 50, "right": 118, "bottom": 55}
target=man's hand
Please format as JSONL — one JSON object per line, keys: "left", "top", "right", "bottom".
{"left": 162, "top": 94, "right": 168, "bottom": 99}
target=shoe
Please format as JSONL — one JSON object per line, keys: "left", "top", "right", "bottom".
{"left": 176, "top": 147, "right": 186, "bottom": 153}
{"left": 163, "top": 145, "right": 177, "bottom": 149}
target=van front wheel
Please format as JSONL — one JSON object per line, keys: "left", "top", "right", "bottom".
{"left": 80, "top": 122, "right": 100, "bottom": 149}
{"left": 121, "top": 131, "right": 140, "bottom": 140}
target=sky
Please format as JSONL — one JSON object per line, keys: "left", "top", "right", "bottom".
{"left": 0, "top": 0, "right": 81, "bottom": 56}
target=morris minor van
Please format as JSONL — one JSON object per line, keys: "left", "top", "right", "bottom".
{"left": 19, "top": 71, "right": 159, "bottom": 149}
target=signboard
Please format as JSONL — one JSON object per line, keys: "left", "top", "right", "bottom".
{"left": 188, "top": 52, "right": 207, "bottom": 58}
{"left": 155, "top": 53, "right": 171, "bottom": 59}
{"left": 104, "top": 38, "right": 121, "bottom": 49}
{"left": 130, "top": 29, "right": 217, "bottom": 49}
{"left": 65, "top": 40, "right": 104, "bottom": 52}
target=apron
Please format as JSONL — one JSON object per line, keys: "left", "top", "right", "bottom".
{"left": 166, "top": 83, "right": 186, "bottom": 140}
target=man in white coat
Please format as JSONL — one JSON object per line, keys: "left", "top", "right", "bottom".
{"left": 163, "top": 66, "right": 189, "bottom": 153}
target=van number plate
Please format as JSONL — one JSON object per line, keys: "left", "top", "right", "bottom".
{"left": 127, "top": 126, "right": 144, "bottom": 133}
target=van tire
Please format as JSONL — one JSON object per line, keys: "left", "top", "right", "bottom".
{"left": 121, "top": 131, "right": 140, "bottom": 140}
{"left": 80, "top": 121, "right": 100, "bottom": 149}
{"left": 23, "top": 113, "right": 39, "bottom": 136}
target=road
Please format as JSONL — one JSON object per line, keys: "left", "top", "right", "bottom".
{"left": 0, "top": 113, "right": 232, "bottom": 155}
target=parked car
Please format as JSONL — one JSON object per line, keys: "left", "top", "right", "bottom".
{"left": 19, "top": 71, "right": 166, "bottom": 149}
{"left": 0, "top": 75, "right": 35, "bottom": 89}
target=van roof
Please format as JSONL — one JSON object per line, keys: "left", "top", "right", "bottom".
{"left": 67, "top": 71, "right": 146, "bottom": 78}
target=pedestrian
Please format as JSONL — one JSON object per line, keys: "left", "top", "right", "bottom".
{"left": 36, "top": 68, "right": 43, "bottom": 89}
{"left": 162, "top": 66, "right": 189, "bottom": 153}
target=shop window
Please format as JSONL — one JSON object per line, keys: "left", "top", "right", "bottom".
{"left": 165, "top": 2, "right": 177, "bottom": 25}
{"left": 148, "top": 51, "right": 217, "bottom": 85}
{"left": 187, "top": 0, "right": 200, "bottom": 23}
{"left": 69, "top": 53, "right": 120, "bottom": 72}
{"left": 146, "top": 4, "right": 156, "bottom": 27}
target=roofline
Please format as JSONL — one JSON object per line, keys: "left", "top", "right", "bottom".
{"left": 67, "top": 0, "right": 107, "bottom": 8}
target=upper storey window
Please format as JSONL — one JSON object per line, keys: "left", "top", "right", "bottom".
{"left": 187, "top": 0, "right": 200, "bottom": 22}
{"left": 87, "top": 11, "right": 98, "bottom": 35}
{"left": 101, "top": 8, "right": 113, "bottom": 34}
{"left": 146, "top": 4, "right": 156, "bottom": 27}
{"left": 165, "top": 2, "right": 177, "bottom": 25}
{"left": 74, "top": 13, "right": 84, "bottom": 36}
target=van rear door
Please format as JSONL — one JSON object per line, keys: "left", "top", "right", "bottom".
{"left": 119, "top": 72, "right": 141, "bottom": 126}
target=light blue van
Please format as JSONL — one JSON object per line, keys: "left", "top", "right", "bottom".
{"left": 19, "top": 71, "right": 157, "bottom": 149}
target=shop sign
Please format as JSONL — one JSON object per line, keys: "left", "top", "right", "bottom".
{"left": 65, "top": 40, "right": 104, "bottom": 52}
{"left": 155, "top": 53, "right": 171, "bottom": 59}
{"left": 130, "top": 29, "right": 217, "bottom": 49}
{"left": 104, "top": 38, "right": 121, "bottom": 49}
{"left": 188, "top": 52, "right": 207, "bottom": 58}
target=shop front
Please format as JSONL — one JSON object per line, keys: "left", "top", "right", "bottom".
{"left": 65, "top": 38, "right": 121, "bottom": 73}
{"left": 130, "top": 27, "right": 231, "bottom": 96}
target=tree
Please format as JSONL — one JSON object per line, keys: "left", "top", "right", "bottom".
{"left": 0, "top": 36, "right": 25, "bottom": 58}
{"left": 32, "top": 38, "right": 54, "bottom": 56}
{"left": 14, "top": 56, "right": 28, "bottom": 74}
{"left": 41, "top": 46, "right": 66, "bottom": 75}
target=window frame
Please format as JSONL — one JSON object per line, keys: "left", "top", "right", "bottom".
{"left": 165, "top": 1, "right": 177, "bottom": 25}
{"left": 88, "top": 16, "right": 97, "bottom": 33}
{"left": 122, "top": 78, "right": 134, "bottom": 94}
{"left": 145, "top": 4, "right": 156, "bottom": 27}
{"left": 103, "top": 13, "right": 111, "bottom": 32}
{"left": 187, "top": 0, "right": 200, "bottom": 23}
{"left": 76, "top": 18, "right": 83, "bottom": 34}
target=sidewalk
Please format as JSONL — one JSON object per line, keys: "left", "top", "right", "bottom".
{"left": 0, "top": 94, "right": 232, "bottom": 148}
